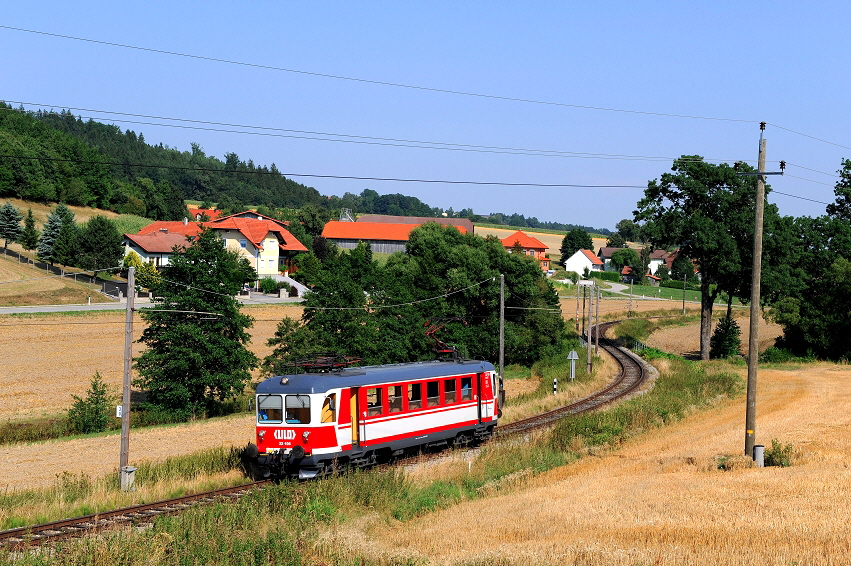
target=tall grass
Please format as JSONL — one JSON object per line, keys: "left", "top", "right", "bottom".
{"left": 110, "top": 214, "right": 154, "bottom": 235}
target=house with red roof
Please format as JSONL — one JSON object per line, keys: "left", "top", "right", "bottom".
{"left": 563, "top": 249, "right": 604, "bottom": 279}
{"left": 322, "top": 221, "right": 467, "bottom": 254}
{"left": 124, "top": 211, "right": 307, "bottom": 277}
{"left": 501, "top": 230, "right": 550, "bottom": 271}
{"left": 188, "top": 207, "right": 224, "bottom": 221}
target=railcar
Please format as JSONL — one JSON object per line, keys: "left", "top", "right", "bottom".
{"left": 245, "top": 359, "right": 499, "bottom": 480}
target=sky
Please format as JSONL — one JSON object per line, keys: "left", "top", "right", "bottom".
{"left": 3, "top": 2, "right": 850, "bottom": 231}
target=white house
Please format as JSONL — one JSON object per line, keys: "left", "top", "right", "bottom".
{"left": 563, "top": 249, "right": 604, "bottom": 278}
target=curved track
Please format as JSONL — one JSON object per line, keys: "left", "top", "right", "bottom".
{"left": 1, "top": 320, "right": 650, "bottom": 549}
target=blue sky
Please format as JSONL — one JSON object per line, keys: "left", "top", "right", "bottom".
{"left": 3, "top": 2, "right": 849, "bottom": 230}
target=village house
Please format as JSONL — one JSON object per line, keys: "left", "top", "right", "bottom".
{"left": 501, "top": 230, "right": 550, "bottom": 271}
{"left": 321, "top": 221, "right": 468, "bottom": 254}
{"left": 563, "top": 249, "right": 604, "bottom": 278}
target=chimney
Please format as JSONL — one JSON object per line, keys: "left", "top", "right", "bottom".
{"left": 183, "top": 217, "right": 188, "bottom": 225}
{"left": 159, "top": 228, "right": 168, "bottom": 234}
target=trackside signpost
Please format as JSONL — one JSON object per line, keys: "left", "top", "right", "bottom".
{"left": 567, "top": 350, "right": 579, "bottom": 381}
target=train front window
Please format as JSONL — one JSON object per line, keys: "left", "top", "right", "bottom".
{"left": 285, "top": 395, "right": 311, "bottom": 424}
{"left": 257, "top": 395, "right": 283, "bottom": 423}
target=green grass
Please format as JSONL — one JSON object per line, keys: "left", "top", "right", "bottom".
{"left": 110, "top": 214, "right": 154, "bottom": 235}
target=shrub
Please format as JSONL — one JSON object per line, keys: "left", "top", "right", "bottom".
{"left": 660, "top": 279, "right": 701, "bottom": 291}
{"left": 764, "top": 438, "right": 794, "bottom": 467}
{"left": 710, "top": 316, "right": 741, "bottom": 359}
{"left": 759, "top": 347, "right": 814, "bottom": 364}
{"left": 67, "top": 372, "right": 113, "bottom": 434}
{"left": 589, "top": 271, "right": 620, "bottom": 282}
{"left": 259, "top": 276, "right": 279, "bottom": 294}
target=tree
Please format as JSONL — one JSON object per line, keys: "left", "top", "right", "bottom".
{"left": 635, "top": 156, "right": 764, "bottom": 360}
{"left": 0, "top": 202, "right": 23, "bottom": 249}
{"left": 559, "top": 229, "right": 594, "bottom": 265}
{"left": 20, "top": 208, "right": 40, "bottom": 250}
{"left": 606, "top": 233, "right": 626, "bottom": 248}
{"left": 826, "top": 158, "right": 851, "bottom": 221}
{"left": 134, "top": 227, "right": 259, "bottom": 416}
{"left": 610, "top": 248, "right": 639, "bottom": 272}
{"left": 38, "top": 206, "right": 64, "bottom": 264}
{"left": 77, "top": 216, "right": 124, "bottom": 271}
{"left": 67, "top": 372, "right": 112, "bottom": 434}
{"left": 616, "top": 218, "right": 640, "bottom": 242}
{"left": 52, "top": 217, "right": 79, "bottom": 267}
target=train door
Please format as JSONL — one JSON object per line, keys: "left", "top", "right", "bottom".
{"left": 476, "top": 373, "right": 483, "bottom": 423}
{"left": 350, "top": 387, "right": 360, "bottom": 447}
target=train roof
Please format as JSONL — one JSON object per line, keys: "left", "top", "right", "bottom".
{"left": 256, "top": 359, "right": 496, "bottom": 395}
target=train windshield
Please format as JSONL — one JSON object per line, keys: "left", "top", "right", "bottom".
{"left": 257, "top": 395, "right": 283, "bottom": 423}
{"left": 285, "top": 395, "right": 311, "bottom": 424}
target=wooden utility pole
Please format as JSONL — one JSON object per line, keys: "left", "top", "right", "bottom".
{"left": 120, "top": 267, "right": 135, "bottom": 475}
{"left": 739, "top": 122, "right": 784, "bottom": 458}
{"left": 499, "top": 274, "right": 505, "bottom": 409}
{"left": 586, "top": 282, "right": 594, "bottom": 374}
{"left": 594, "top": 284, "right": 600, "bottom": 353}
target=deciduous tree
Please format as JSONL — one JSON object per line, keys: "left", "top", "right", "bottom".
{"left": 134, "top": 227, "right": 258, "bottom": 416}
{"left": 559, "top": 229, "right": 594, "bottom": 265}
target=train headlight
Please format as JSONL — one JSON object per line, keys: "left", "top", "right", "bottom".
{"left": 302, "top": 431, "right": 310, "bottom": 443}
{"left": 258, "top": 430, "right": 266, "bottom": 441}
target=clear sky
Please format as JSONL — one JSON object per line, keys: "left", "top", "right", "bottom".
{"left": 3, "top": 2, "right": 849, "bottom": 231}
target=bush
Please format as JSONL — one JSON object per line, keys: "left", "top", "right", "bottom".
{"left": 660, "top": 279, "right": 701, "bottom": 291}
{"left": 67, "top": 373, "right": 113, "bottom": 434}
{"left": 759, "top": 347, "right": 814, "bottom": 364}
{"left": 259, "top": 276, "right": 279, "bottom": 294}
{"left": 710, "top": 316, "right": 741, "bottom": 359}
{"left": 589, "top": 271, "right": 620, "bottom": 282}
{"left": 764, "top": 438, "right": 794, "bottom": 467}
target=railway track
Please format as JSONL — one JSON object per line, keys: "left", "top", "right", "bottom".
{"left": 1, "top": 320, "right": 651, "bottom": 550}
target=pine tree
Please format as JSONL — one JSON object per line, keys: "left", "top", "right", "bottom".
{"left": 0, "top": 202, "right": 23, "bottom": 249}
{"left": 20, "top": 209, "right": 40, "bottom": 250}
{"left": 38, "top": 207, "right": 64, "bottom": 264}
{"left": 77, "top": 216, "right": 123, "bottom": 271}
{"left": 53, "top": 220, "right": 79, "bottom": 266}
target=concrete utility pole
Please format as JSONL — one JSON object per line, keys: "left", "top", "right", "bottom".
{"left": 586, "top": 282, "right": 594, "bottom": 374}
{"left": 738, "top": 122, "right": 784, "bottom": 459}
{"left": 120, "top": 267, "right": 135, "bottom": 476}
{"left": 581, "top": 285, "right": 587, "bottom": 338}
{"left": 575, "top": 280, "right": 580, "bottom": 331}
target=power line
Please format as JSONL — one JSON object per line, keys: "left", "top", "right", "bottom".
{"left": 300, "top": 277, "right": 496, "bottom": 310}
{"left": 768, "top": 123, "right": 851, "bottom": 153}
{"left": 0, "top": 25, "right": 757, "bottom": 125}
{"left": 0, "top": 102, "right": 754, "bottom": 165}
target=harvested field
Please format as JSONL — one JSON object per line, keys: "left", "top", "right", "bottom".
{"left": 355, "top": 361, "right": 851, "bottom": 565}
{"left": 0, "top": 305, "right": 304, "bottom": 421}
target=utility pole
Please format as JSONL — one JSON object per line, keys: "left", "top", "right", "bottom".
{"left": 737, "top": 122, "right": 784, "bottom": 459}
{"left": 682, "top": 273, "right": 687, "bottom": 315}
{"left": 120, "top": 267, "right": 135, "bottom": 479}
{"left": 594, "top": 284, "right": 600, "bottom": 353}
{"left": 575, "top": 279, "right": 580, "bottom": 331}
{"left": 628, "top": 278, "right": 634, "bottom": 318}
{"left": 586, "top": 282, "right": 594, "bottom": 374}
{"left": 581, "top": 285, "right": 586, "bottom": 339}
{"left": 499, "top": 274, "right": 505, "bottom": 410}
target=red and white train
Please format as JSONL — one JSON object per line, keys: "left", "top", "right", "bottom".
{"left": 245, "top": 359, "right": 499, "bottom": 480}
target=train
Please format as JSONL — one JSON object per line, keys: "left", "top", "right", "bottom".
{"left": 244, "top": 358, "right": 500, "bottom": 480}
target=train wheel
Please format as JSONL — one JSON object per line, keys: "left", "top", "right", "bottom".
{"left": 454, "top": 432, "right": 472, "bottom": 449}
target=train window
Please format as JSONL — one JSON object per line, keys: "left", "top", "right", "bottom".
{"left": 321, "top": 393, "right": 336, "bottom": 423}
{"left": 285, "top": 395, "right": 311, "bottom": 424}
{"left": 257, "top": 395, "right": 283, "bottom": 423}
{"left": 388, "top": 385, "right": 403, "bottom": 413}
{"left": 461, "top": 377, "right": 473, "bottom": 401}
{"left": 444, "top": 378, "right": 456, "bottom": 404}
{"left": 366, "top": 388, "right": 383, "bottom": 416}
{"left": 427, "top": 381, "right": 440, "bottom": 407}
{"left": 408, "top": 383, "right": 422, "bottom": 410}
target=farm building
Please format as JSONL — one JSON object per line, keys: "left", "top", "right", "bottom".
{"left": 321, "top": 221, "right": 467, "bottom": 254}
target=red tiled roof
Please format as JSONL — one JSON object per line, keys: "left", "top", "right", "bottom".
{"left": 125, "top": 232, "right": 191, "bottom": 254}
{"left": 322, "top": 221, "right": 466, "bottom": 241}
{"left": 650, "top": 249, "right": 668, "bottom": 260}
{"left": 580, "top": 249, "right": 604, "bottom": 266}
{"left": 621, "top": 266, "right": 633, "bottom": 275}
{"left": 357, "top": 214, "right": 473, "bottom": 232}
{"left": 188, "top": 208, "right": 224, "bottom": 220}
{"left": 213, "top": 210, "right": 288, "bottom": 226}
{"left": 500, "top": 230, "right": 546, "bottom": 250}
{"left": 212, "top": 217, "right": 308, "bottom": 252}
{"left": 137, "top": 221, "right": 205, "bottom": 237}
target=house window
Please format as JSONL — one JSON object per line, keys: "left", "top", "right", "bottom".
{"left": 239, "top": 239, "right": 247, "bottom": 248}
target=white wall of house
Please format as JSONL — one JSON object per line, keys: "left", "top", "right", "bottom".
{"left": 563, "top": 250, "right": 602, "bottom": 279}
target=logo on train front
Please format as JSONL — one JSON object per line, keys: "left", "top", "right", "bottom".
{"left": 273, "top": 429, "right": 296, "bottom": 440}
